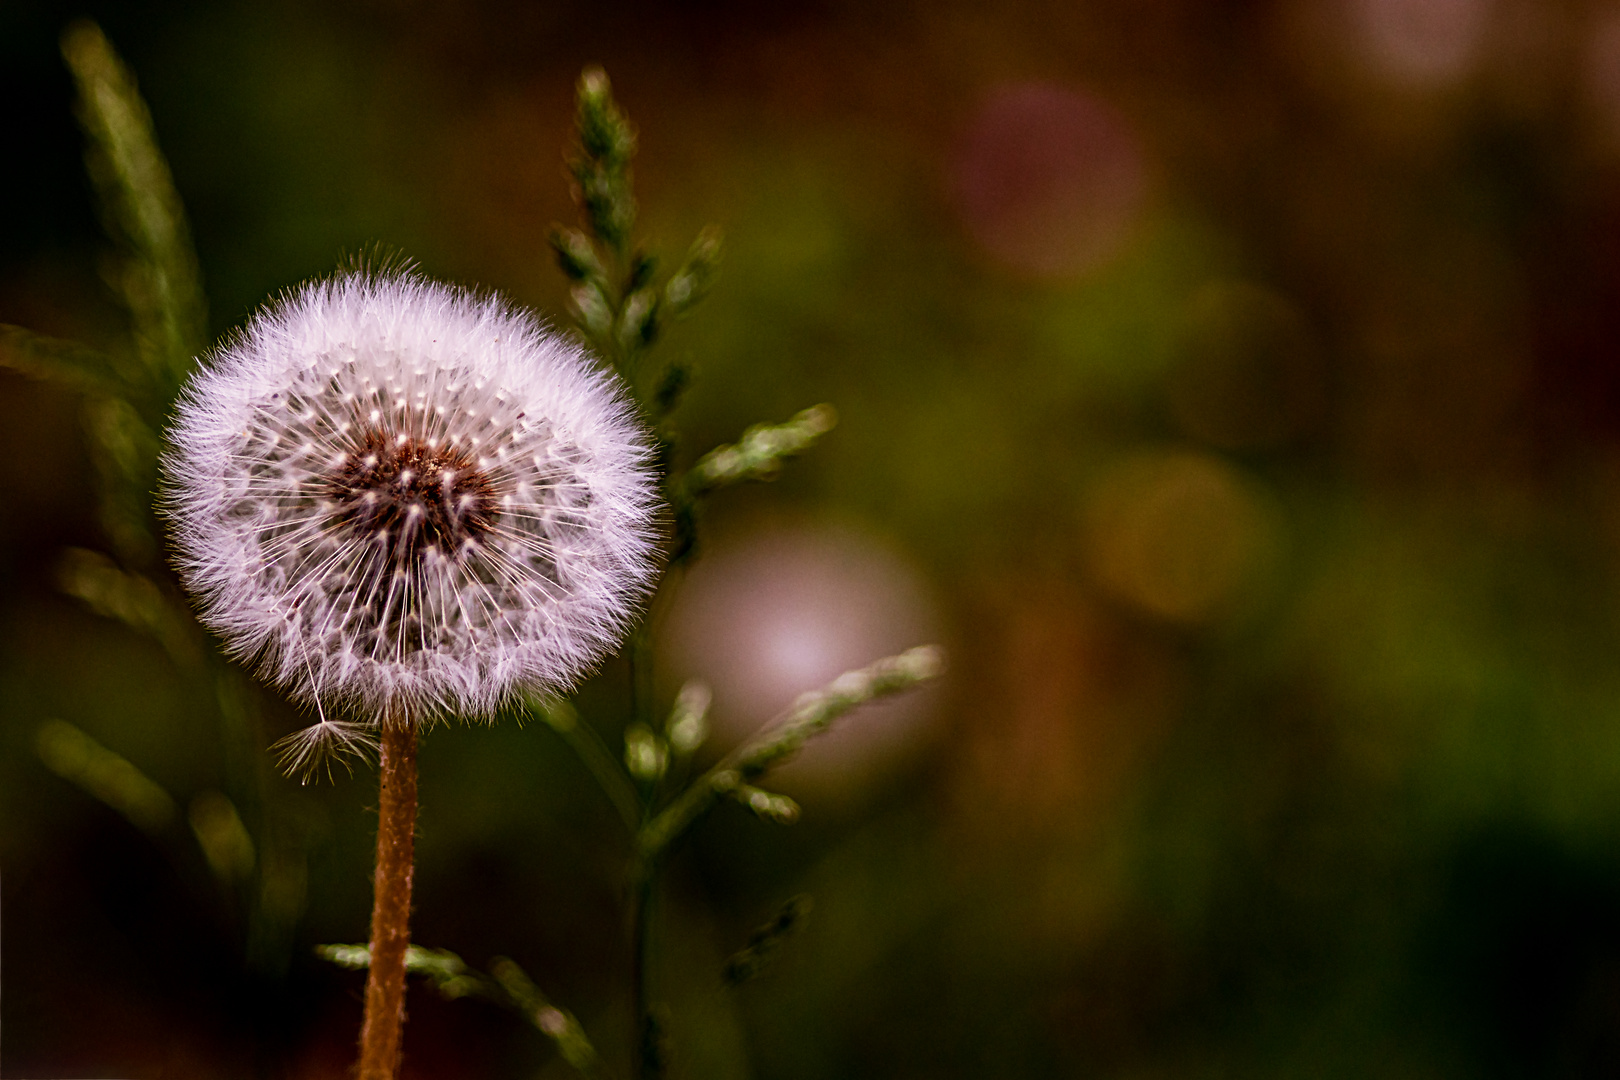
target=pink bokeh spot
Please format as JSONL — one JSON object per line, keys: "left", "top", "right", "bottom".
{"left": 1347, "top": 0, "right": 1489, "bottom": 87}
{"left": 950, "top": 82, "right": 1148, "bottom": 279}
{"left": 659, "top": 521, "right": 942, "bottom": 798}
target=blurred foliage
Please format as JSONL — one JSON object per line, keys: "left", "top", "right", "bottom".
{"left": 516, "top": 68, "right": 939, "bottom": 1078}
{"left": 9, "top": 1, "right": 1620, "bottom": 1078}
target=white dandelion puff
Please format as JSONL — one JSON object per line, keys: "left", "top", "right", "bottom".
{"left": 164, "top": 269, "right": 661, "bottom": 754}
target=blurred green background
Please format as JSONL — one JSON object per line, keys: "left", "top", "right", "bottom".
{"left": 10, "top": 0, "right": 1620, "bottom": 1076}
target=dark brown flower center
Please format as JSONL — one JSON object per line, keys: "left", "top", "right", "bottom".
{"left": 324, "top": 428, "right": 497, "bottom": 564}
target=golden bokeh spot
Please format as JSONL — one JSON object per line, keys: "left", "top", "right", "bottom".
{"left": 1084, "top": 449, "right": 1283, "bottom": 624}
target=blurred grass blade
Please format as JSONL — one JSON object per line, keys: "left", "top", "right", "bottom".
{"left": 637, "top": 645, "right": 945, "bottom": 866}
{"left": 723, "top": 895, "right": 813, "bottom": 984}
{"left": 662, "top": 227, "right": 721, "bottom": 320}
{"left": 316, "top": 942, "right": 373, "bottom": 969}
{"left": 534, "top": 698, "right": 641, "bottom": 832}
{"left": 685, "top": 404, "right": 838, "bottom": 495}
{"left": 188, "top": 790, "right": 256, "bottom": 882}
{"left": 62, "top": 20, "right": 206, "bottom": 390}
{"left": 315, "top": 944, "right": 612, "bottom": 1076}
{"left": 0, "top": 324, "right": 126, "bottom": 395}
{"left": 732, "top": 645, "right": 945, "bottom": 778}
{"left": 79, "top": 397, "right": 161, "bottom": 567}
{"left": 57, "top": 546, "right": 196, "bottom": 664}
{"left": 490, "top": 957, "right": 611, "bottom": 1078}
{"left": 569, "top": 66, "right": 637, "bottom": 256}
{"left": 37, "top": 718, "right": 178, "bottom": 835}
{"left": 316, "top": 943, "right": 490, "bottom": 1000}
{"left": 728, "top": 784, "right": 800, "bottom": 824}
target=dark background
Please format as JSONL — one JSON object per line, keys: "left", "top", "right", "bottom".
{"left": 9, "top": 0, "right": 1620, "bottom": 1076}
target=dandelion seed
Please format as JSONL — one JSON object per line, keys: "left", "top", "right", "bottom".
{"left": 272, "top": 719, "right": 379, "bottom": 781}
{"left": 164, "top": 269, "right": 660, "bottom": 757}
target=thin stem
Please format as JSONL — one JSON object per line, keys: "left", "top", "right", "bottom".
{"left": 358, "top": 717, "right": 418, "bottom": 1080}
{"left": 620, "top": 647, "right": 943, "bottom": 1077}
{"left": 544, "top": 701, "right": 641, "bottom": 833}
{"left": 630, "top": 873, "right": 661, "bottom": 1080}
{"left": 626, "top": 624, "right": 662, "bottom": 1080}
{"left": 627, "top": 627, "right": 660, "bottom": 813}
{"left": 636, "top": 646, "right": 943, "bottom": 869}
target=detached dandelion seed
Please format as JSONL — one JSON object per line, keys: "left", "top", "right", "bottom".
{"left": 163, "top": 268, "right": 660, "bottom": 1080}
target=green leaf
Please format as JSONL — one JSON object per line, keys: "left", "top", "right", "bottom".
{"left": 0, "top": 324, "right": 126, "bottom": 395}
{"left": 62, "top": 20, "right": 207, "bottom": 391}
{"left": 37, "top": 719, "right": 179, "bottom": 835}
{"left": 57, "top": 547, "right": 199, "bottom": 666}
{"left": 316, "top": 943, "right": 490, "bottom": 1000}
{"left": 80, "top": 397, "right": 161, "bottom": 566}
{"left": 490, "top": 957, "right": 608, "bottom": 1076}
{"left": 316, "top": 944, "right": 613, "bottom": 1078}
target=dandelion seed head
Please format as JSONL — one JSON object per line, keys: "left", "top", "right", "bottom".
{"left": 165, "top": 270, "right": 660, "bottom": 729}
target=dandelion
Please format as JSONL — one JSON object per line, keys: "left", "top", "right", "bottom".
{"left": 165, "top": 269, "right": 660, "bottom": 741}
{"left": 163, "top": 268, "right": 660, "bottom": 1080}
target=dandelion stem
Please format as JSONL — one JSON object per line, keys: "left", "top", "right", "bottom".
{"left": 358, "top": 718, "right": 418, "bottom": 1080}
